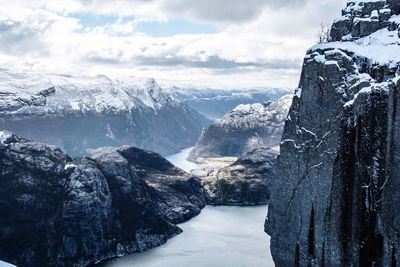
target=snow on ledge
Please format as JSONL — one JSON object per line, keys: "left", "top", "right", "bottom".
{"left": 311, "top": 28, "right": 400, "bottom": 66}
{"left": 0, "top": 131, "right": 12, "bottom": 144}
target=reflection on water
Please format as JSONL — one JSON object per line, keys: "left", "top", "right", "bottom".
{"left": 103, "top": 206, "right": 273, "bottom": 267}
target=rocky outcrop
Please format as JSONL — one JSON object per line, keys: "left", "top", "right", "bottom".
{"left": 188, "top": 95, "right": 293, "bottom": 162}
{"left": 331, "top": 0, "right": 400, "bottom": 41}
{"left": 0, "top": 130, "right": 206, "bottom": 266}
{"left": 203, "top": 147, "right": 277, "bottom": 206}
{"left": 266, "top": 1, "right": 400, "bottom": 266}
{"left": 0, "top": 70, "right": 209, "bottom": 157}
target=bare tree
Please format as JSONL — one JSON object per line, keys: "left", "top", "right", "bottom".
{"left": 316, "top": 23, "right": 331, "bottom": 44}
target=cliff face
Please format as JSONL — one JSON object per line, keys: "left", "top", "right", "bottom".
{"left": 266, "top": 0, "right": 400, "bottom": 266}
{"left": 0, "top": 131, "right": 205, "bottom": 266}
{"left": 189, "top": 95, "right": 292, "bottom": 161}
{"left": 204, "top": 147, "right": 277, "bottom": 206}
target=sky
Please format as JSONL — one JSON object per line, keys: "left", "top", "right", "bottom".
{"left": 0, "top": 0, "right": 347, "bottom": 89}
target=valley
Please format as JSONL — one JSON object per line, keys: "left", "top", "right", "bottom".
{"left": 100, "top": 147, "right": 273, "bottom": 267}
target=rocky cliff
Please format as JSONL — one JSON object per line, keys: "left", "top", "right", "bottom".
{"left": 266, "top": 0, "right": 400, "bottom": 266}
{"left": 204, "top": 147, "right": 277, "bottom": 206}
{"left": 0, "top": 70, "right": 209, "bottom": 157}
{"left": 0, "top": 130, "right": 206, "bottom": 266}
{"left": 189, "top": 95, "right": 293, "bottom": 162}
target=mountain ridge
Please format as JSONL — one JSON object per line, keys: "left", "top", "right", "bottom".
{"left": 0, "top": 69, "right": 209, "bottom": 157}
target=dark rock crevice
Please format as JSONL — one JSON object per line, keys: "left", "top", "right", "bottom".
{"left": 308, "top": 206, "right": 316, "bottom": 259}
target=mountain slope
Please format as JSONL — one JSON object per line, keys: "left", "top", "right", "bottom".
{"left": 0, "top": 130, "right": 206, "bottom": 266}
{"left": 266, "top": 1, "right": 400, "bottom": 266}
{"left": 174, "top": 88, "right": 290, "bottom": 120}
{"left": 202, "top": 147, "right": 277, "bottom": 206}
{"left": 189, "top": 94, "right": 293, "bottom": 161}
{"left": 0, "top": 70, "right": 209, "bottom": 156}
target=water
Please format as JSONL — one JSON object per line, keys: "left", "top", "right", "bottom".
{"left": 166, "top": 146, "right": 199, "bottom": 173}
{"left": 0, "top": 261, "right": 15, "bottom": 267}
{"left": 104, "top": 206, "right": 273, "bottom": 267}
{"left": 102, "top": 147, "right": 274, "bottom": 267}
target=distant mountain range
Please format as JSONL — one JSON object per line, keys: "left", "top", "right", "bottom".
{"left": 0, "top": 70, "right": 209, "bottom": 156}
{"left": 173, "top": 87, "right": 290, "bottom": 120}
{"left": 0, "top": 69, "right": 290, "bottom": 157}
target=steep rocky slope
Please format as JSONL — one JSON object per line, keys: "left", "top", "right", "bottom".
{"left": 0, "top": 130, "right": 206, "bottom": 266}
{"left": 266, "top": 0, "right": 400, "bottom": 266}
{"left": 203, "top": 147, "right": 277, "bottom": 206}
{"left": 189, "top": 95, "right": 293, "bottom": 161}
{"left": 0, "top": 70, "right": 209, "bottom": 157}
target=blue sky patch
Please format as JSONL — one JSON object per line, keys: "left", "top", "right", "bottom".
{"left": 72, "top": 13, "right": 217, "bottom": 36}
{"left": 72, "top": 12, "right": 120, "bottom": 27}
{"left": 136, "top": 19, "right": 217, "bottom": 36}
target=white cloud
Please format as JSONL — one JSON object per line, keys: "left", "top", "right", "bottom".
{"left": 0, "top": 0, "right": 347, "bottom": 89}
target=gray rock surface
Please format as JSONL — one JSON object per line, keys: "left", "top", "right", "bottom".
{"left": 189, "top": 95, "right": 293, "bottom": 162}
{"left": 266, "top": 1, "right": 400, "bottom": 266}
{"left": 331, "top": 0, "right": 400, "bottom": 41}
{"left": 204, "top": 147, "right": 277, "bottom": 206}
{"left": 0, "top": 130, "right": 206, "bottom": 266}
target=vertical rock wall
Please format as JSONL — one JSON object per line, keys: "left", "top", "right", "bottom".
{"left": 266, "top": 1, "right": 400, "bottom": 266}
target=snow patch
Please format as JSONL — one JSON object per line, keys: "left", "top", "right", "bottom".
{"left": 0, "top": 131, "right": 12, "bottom": 144}
{"left": 105, "top": 124, "right": 116, "bottom": 140}
{"left": 295, "top": 88, "right": 302, "bottom": 98}
{"left": 389, "top": 15, "right": 400, "bottom": 24}
{"left": 312, "top": 28, "right": 400, "bottom": 66}
{"left": 64, "top": 163, "right": 77, "bottom": 170}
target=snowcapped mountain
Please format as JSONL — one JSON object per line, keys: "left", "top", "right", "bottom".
{"left": 188, "top": 94, "right": 293, "bottom": 161}
{"left": 0, "top": 70, "right": 180, "bottom": 114}
{"left": 0, "top": 69, "right": 209, "bottom": 156}
{"left": 219, "top": 94, "right": 293, "bottom": 129}
{"left": 173, "top": 87, "right": 290, "bottom": 120}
